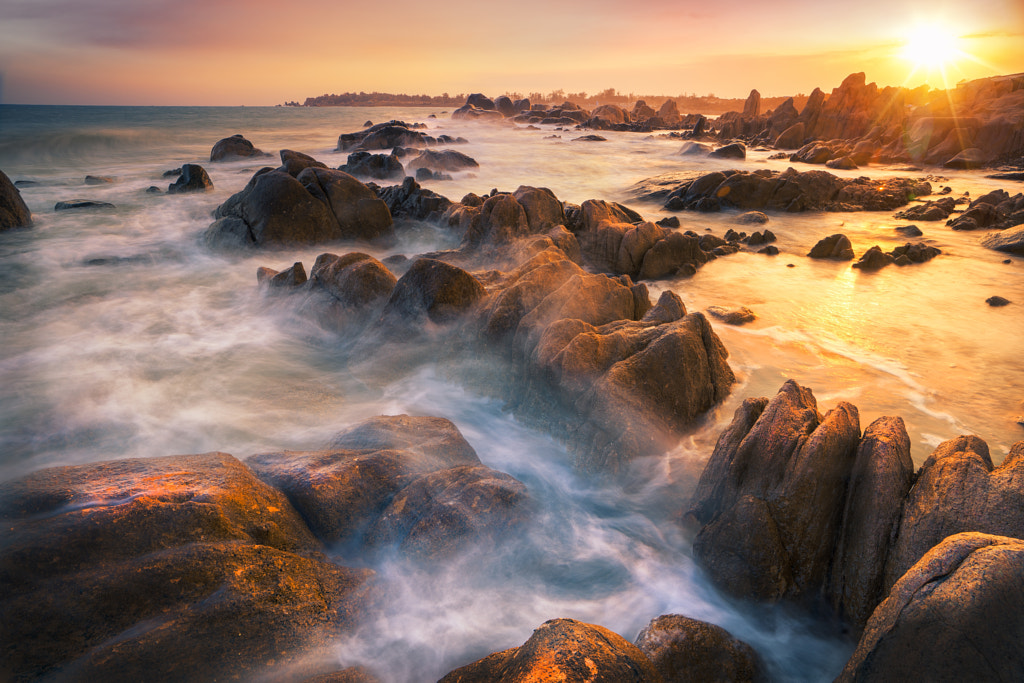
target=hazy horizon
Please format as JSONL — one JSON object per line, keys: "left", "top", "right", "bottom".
{"left": 2, "top": 0, "right": 1023, "bottom": 107}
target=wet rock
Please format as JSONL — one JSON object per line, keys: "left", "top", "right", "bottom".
{"left": 278, "top": 149, "right": 329, "bottom": 177}
{"left": 339, "top": 151, "right": 404, "bottom": 180}
{"left": 439, "top": 618, "right": 661, "bottom": 682}
{"left": 706, "top": 305, "right": 756, "bottom": 325}
{"left": 365, "top": 465, "right": 531, "bottom": 561}
{"left": 638, "top": 231, "right": 709, "bottom": 280}
{"left": 759, "top": 245, "right": 779, "bottom": 255}
{"left": 943, "top": 147, "right": 991, "bottom": 169}
{"left": 376, "top": 176, "right": 452, "bottom": 222}
{"left": 884, "top": 437, "right": 1024, "bottom": 590}
{"left": 210, "top": 133, "right": 267, "bottom": 161}
{"left": 825, "top": 156, "right": 858, "bottom": 170}
{"left": 248, "top": 416, "right": 481, "bottom": 547}
{"left": 709, "top": 142, "right": 746, "bottom": 159}
{"left": 736, "top": 211, "right": 769, "bottom": 224}
{"left": 166, "top": 163, "right": 213, "bottom": 194}
{"left": 406, "top": 149, "right": 479, "bottom": 173}
{"left": 986, "top": 295, "right": 1012, "bottom": 306}
{"left": 0, "top": 169, "right": 32, "bottom": 230}
{"left": 513, "top": 185, "right": 566, "bottom": 232}
{"left": 573, "top": 134, "right": 607, "bottom": 142}
{"left": 266, "top": 261, "right": 307, "bottom": 288}
{"left": 0, "top": 453, "right": 374, "bottom": 683}
{"left": 894, "top": 196, "right": 956, "bottom": 221}
{"left": 380, "top": 258, "right": 485, "bottom": 324}
{"left": 415, "top": 168, "right": 452, "bottom": 181}
{"left": 838, "top": 533, "right": 1024, "bottom": 682}
{"left": 310, "top": 252, "right": 397, "bottom": 309}
{"left": 337, "top": 121, "right": 434, "bottom": 152}
{"left": 298, "top": 168, "right": 394, "bottom": 242}
{"left": 981, "top": 224, "right": 1024, "bottom": 255}
{"left": 808, "top": 233, "right": 855, "bottom": 260}
{"left": 774, "top": 122, "right": 806, "bottom": 149}
{"left": 689, "top": 380, "right": 861, "bottom": 603}
{"left": 852, "top": 245, "right": 895, "bottom": 271}
{"left": 54, "top": 199, "right": 116, "bottom": 211}
{"left": 679, "top": 141, "right": 713, "bottom": 156}
{"left": 894, "top": 225, "right": 923, "bottom": 236}
{"left": 84, "top": 175, "right": 115, "bottom": 185}
{"left": 635, "top": 614, "right": 765, "bottom": 683}
{"left": 829, "top": 416, "right": 914, "bottom": 632}
{"left": 889, "top": 242, "right": 940, "bottom": 264}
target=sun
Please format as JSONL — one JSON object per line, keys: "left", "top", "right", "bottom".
{"left": 900, "top": 24, "right": 962, "bottom": 70}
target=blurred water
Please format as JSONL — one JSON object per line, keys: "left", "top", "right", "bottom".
{"left": 1, "top": 104, "right": 1021, "bottom": 681}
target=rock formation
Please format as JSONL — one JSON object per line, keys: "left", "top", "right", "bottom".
{"left": 0, "top": 169, "right": 32, "bottom": 230}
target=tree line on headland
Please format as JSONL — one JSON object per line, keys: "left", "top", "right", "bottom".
{"left": 287, "top": 88, "right": 809, "bottom": 115}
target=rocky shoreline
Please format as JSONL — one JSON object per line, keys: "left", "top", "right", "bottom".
{"left": 2, "top": 72, "right": 1023, "bottom": 681}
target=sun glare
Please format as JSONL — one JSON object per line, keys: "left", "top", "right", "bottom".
{"left": 901, "top": 24, "right": 962, "bottom": 70}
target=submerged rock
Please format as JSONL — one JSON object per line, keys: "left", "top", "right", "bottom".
{"left": 406, "top": 149, "right": 479, "bottom": 173}
{"left": 54, "top": 199, "right": 116, "bottom": 211}
{"left": 439, "top": 618, "right": 661, "bottom": 682}
{"left": 634, "top": 614, "right": 765, "bottom": 683}
{"left": 707, "top": 305, "right": 756, "bottom": 325}
{"left": 166, "top": 163, "right": 213, "bottom": 194}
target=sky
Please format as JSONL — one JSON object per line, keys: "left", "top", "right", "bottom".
{"left": 1, "top": 0, "right": 1023, "bottom": 105}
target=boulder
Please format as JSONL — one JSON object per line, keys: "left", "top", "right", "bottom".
{"left": 981, "top": 224, "right": 1024, "bottom": 255}
{"left": 678, "top": 141, "right": 713, "bottom": 156}
{"left": 807, "top": 233, "right": 855, "bottom": 260}
{"left": 406, "top": 149, "right": 479, "bottom": 173}
{"left": 0, "top": 169, "right": 33, "bottom": 230}
{"left": 166, "top": 163, "right": 213, "bottom": 194}
{"left": 838, "top": 533, "right": 1024, "bottom": 682}
{"left": 742, "top": 89, "right": 762, "bottom": 118}
{"left": 773, "top": 122, "right": 806, "bottom": 150}
{"left": 364, "top": 465, "right": 531, "bottom": 561}
{"left": 379, "top": 258, "right": 485, "bottom": 324}
{"left": 884, "top": 437, "right": 1024, "bottom": 590}
{"left": 278, "top": 149, "right": 329, "bottom": 177}
{"left": 894, "top": 197, "right": 956, "bottom": 221}
{"left": 706, "top": 305, "right": 756, "bottom": 325}
{"left": 889, "top": 242, "right": 940, "bottom": 264}
{"left": 376, "top": 176, "right": 453, "bottom": 222}
{"left": 310, "top": 252, "right": 397, "bottom": 309}
{"left": 825, "top": 156, "right": 858, "bottom": 170}
{"left": 210, "top": 134, "right": 266, "bottom": 161}
{"left": 513, "top": 185, "right": 566, "bottom": 232}
{"left": 84, "top": 175, "right": 115, "bottom": 185}
{"left": 851, "top": 245, "right": 895, "bottom": 271}
{"left": 689, "top": 381, "right": 861, "bottom": 602}
{"left": 944, "top": 147, "right": 990, "bottom": 169}
{"left": 709, "top": 142, "right": 746, "bottom": 160}
{"left": 438, "top": 618, "right": 661, "bottom": 682}
{"left": 465, "top": 93, "right": 496, "bottom": 111}
{"left": 987, "top": 295, "right": 1011, "bottom": 306}
{"left": 0, "top": 453, "right": 374, "bottom": 683}
{"left": 297, "top": 168, "right": 394, "bottom": 242}
{"left": 339, "top": 151, "right": 404, "bottom": 180}
{"left": 493, "top": 95, "right": 516, "bottom": 117}
{"left": 634, "top": 614, "right": 764, "bottom": 683}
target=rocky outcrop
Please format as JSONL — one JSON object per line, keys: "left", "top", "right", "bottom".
{"left": 883, "top": 438, "right": 1024, "bottom": 590}
{"left": 336, "top": 121, "right": 434, "bottom": 152}
{"left": 205, "top": 168, "right": 393, "bottom": 248}
{"left": 946, "top": 188, "right": 1024, "bottom": 231}
{"left": 0, "top": 169, "right": 32, "bottom": 230}
{"left": 634, "top": 615, "right": 765, "bottom": 683}
{"left": 210, "top": 134, "right": 267, "bottom": 161}
{"left": 439, "top": 618, "right": 662, "bottom": 682}
{"left": 0, "top": 453, "right": 375, "bottom": 682}
{"left": 375, "top": 176, "right": 453, "bottom": 222}
{"left": 838, "top": 533, "right": 1024, "bottom": 682}
{"left": 166, "top": 163, "right": 213, "bottom": 194}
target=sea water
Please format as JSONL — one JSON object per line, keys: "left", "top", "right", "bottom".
{"left": 1, "top": 103, "right": 1021, "bottom": 681}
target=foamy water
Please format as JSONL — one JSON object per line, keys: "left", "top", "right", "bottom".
{"left": 1, "top": 104, "right": 1021, "bottom": 681}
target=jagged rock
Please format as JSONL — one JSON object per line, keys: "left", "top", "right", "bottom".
{"left": 415, "top": 168, "right": 452, "bottom": 181}
{"left": 838, "top": 533, "right": 1024, "bottom": 682}
{"left": 0, "top": 453, "right": 374, "bottom": 683}
{"left": 376, "top": 176, "right": 452, "bottom": 222}
{"left": 852, "top": 245, "right": 895, "bottom": 271}
{"left": 889, "top": 242, "right": 940, "bottom": 264}
{"left": 689, "top": 381, "right": 861, "bottom": 603}
{"left": 1, "top": 169, "right": 33, "bottom": 230}
{"left": 439, "top": 618, "right": 661, "bottom": 682}
{"left": 339, "top": 151, "right": 404, "bottom": 180}
{"left": 894, "top": 197, "right": 956, "bottom": 221}
{"left": 265, "top": 261, "right": 307, "bottom": 288}
{"left": 210, "top": 134, "right": 267, "bottom": 161}
{"left": 167, "top": 163, "right": 213, "bottom": 194}
{"left": 808, "top": 233, "right": 855, "bottom": 260}
{"left": 634, "top": 614, "right": 765, "bottom": 683}
{"left": 884, "top": 438, "right": 1024, "bottom": 590}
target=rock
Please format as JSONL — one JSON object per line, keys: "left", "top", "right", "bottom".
{"left": 248, "top": 415, "right": 481, "bottom": 546}
{"left": 84, "top": 175, "right": 115, "bottom": 185}
{"left": 406, "top": 149, "right": 479, "bottom": 172}
{"left": 438, "top": 618, "right": 661, "bottom": 682}
{"left": 493, "top": 95, "right": 516, "bottom": 117}
{"left": 637, "top": 232, "right": 708, "bottom": 280}
{"left": 0, "top": 169, "right": 32, "bottom": 230}
{"left": 743, "top": 89, "right": 762, "bottom": 117}
{"left": 336, "top": 121, "right": 434, "bottom": 152}
{"left": 889, "top": 242, "right": 940, "bottom": 264}
{"left": 689, "top": 380, "right": 861, "bottom": 603}
{"left": 267, "top": 261, "right": 307, "bottom": 288}
{"left": 415, "top": 168, "right": 452, "bottom": 181}
{"left": 709, "top": 142, "right": 746, "bottom": 159}
{"left": 167, "top": 163, "right": 213, "bottom": 194}
{"left": 838, "top": 533, "right": 1024, "bottom": 682}
{"left": 982, "top": 224, "right": 1024, "bottom": 255}
{"left": 852, "top": 245, "right": 895, "bottom": 271}
{"left": 807, "top": 233, "right": 855, "bottom": 260}
{"left": 706, "top": 305, "right": 756, "bottom": 325}
{"left": 678, "top": 141, "right": 713, "bottom": 156}
{"left": 0, "top": 453, "right": 374, "bottom": 683}
{"left": 365, "top": 465, "right": 530, "bottom": 561}
{"left": 513, "top": 185, "right": 566, "bottom": 232}
{"left": 465, "top": 93, "right": 496, "bottom": 110}
{"left": 825, "top": 156, "right": 858, "bottom": 170}
{"left": 944, "top": 147, "right": 991, "bottom": 169}
{"left": 54, "top": 199, "right": 116, "bottom": 211}
{"left": 774, "top": 122, "right": 806, "bottom": 149}
{"left": 573, "top": 134, "right": 607, "bottom": 142}
{"left": 380, "top": 258, "right": 485, "bottom": 324}
{"left": 894, "top": 197, "right": 956, "bottom": 221}
{"left": 210, "top": 134, "right": 266, "bottom": 161}
{"left": 884, "top": 437, "right": 1024, "bottom": 590}
{"left": 829, "top": 416, "right": 914, "bottom": 632}
{"left": 759, "top": 245, "right": 779, "bottom": 255}
{"left": 310, "top": 252, "right": 397, "bottom": 309}
{"left": 894, "top": 225, "right": 923, "bottom": 236}
{"left": 736, "top": 211, "right": 768, "bottom": 224}
{"left": 986, "top": 296, "right": 1011, "bottom": 306}
{"left": 376, "top": 176, "right": 452, "bottom": 222}
{"left": 278, "top": 149, "right": 329, "bottom": 177}
{"left": 634, "top": 614, "right": 764, "bottom": 683}
{"left": 298, "top": 168, "right": 394, "bottom": 242}
{"left": 339, "top": 151, "right": 404, "bottom": 180}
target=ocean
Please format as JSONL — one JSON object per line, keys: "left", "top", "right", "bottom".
{"left": 0, "top": 103, "right": 1021, "bottom": 681}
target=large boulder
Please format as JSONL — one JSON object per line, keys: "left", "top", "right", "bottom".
{"left": 884, "top": 437, "right": 1024, "bottom": 590}
{"left": 634, "top": 614, "right": 764, "bottom": 683}
{"left": 838, "top": 533, "right": 1024, "bottom": 682}
{"left": 0, "top": 169, "right": 32, "bottom": 230}
{"left": 439, "top": 618, "right": 661, "bottom": 682}
{"left": 689, "top": 381, "right": 861, "bottom": 602}
{"left": 210, "top": 134, "right": 267, "bottom": 161}
{"left": 379, "top": 258, "right": 485, "bottom": 325}
{"left": 807, "top": 233, "right": 855, "bottom": 260}
{"left": 310, "top": 252, "right": 397, "bottom": 309}
{"left": 774, "top": 122, "right": 806, "bottom": 149}
{"left": 297, "top": 168, "right": 394, "bottom": 241}
{"left": 338, "top": 151, "right": 404, "bottom": 180}
{"left": 167, "top": 163, "right": 213, "bottom": 194}
{"left": 278, "top": 149, "right": 328, "bottom": 177}
{"left": 0, "top": 453, "right": 374, "bottom": 682}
